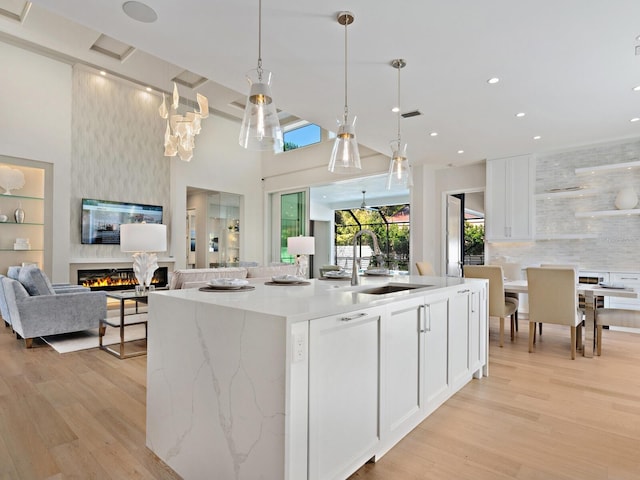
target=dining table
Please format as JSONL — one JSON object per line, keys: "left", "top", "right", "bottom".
{"left": 503, "top": 280, "right": 639, "bottom": 358}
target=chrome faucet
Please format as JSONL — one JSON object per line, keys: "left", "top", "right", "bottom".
{"left": 351, "top": 229, "right": 382, "bottom": 286}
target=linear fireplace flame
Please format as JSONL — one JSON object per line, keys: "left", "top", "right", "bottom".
{"left": 78, "top": 267, "right": 168, "bottom": 291}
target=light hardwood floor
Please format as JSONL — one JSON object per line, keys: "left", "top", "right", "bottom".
{"left": 1, "top": 319, "right": 639, "bottom": 479}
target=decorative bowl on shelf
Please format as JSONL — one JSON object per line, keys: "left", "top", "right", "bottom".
{"left": 0, "top": 214, "right": 7, "bottom": 222}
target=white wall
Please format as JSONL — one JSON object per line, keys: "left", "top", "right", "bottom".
{"left": 0, "top": 41, "right": 71, "bottom": 281}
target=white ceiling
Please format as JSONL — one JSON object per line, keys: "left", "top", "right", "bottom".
{"left": 4, "top": 1, "right": 640, "bottom": 200}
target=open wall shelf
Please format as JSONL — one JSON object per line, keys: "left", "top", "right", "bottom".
{"left": 575, "top": 209, "right": 640, "bottom": 218}
{"left": 575, "top": 160, "right": 640, "bottom": 175}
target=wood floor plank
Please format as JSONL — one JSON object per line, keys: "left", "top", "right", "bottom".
{"left": 1, "top": 317, "right": 639, "bottom": 479}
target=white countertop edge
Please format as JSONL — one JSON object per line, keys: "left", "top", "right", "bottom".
{"left": 151, "top": 276, "right": 487, "bottom": 323}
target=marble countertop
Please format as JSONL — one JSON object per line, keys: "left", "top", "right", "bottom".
{"left": 151, "top": 275, "right": 483, "bottom": 323}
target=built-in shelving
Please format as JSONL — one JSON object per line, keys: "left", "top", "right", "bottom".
{"left": 575, "top": 160, "right": 640, "bottom": 175}
{"left": 534, "top": 188, "right": 598, "bottom": 199}
{"left": 0, "top": 160, "right": 47, "bottom": 273}
{"left": 575, "top": 209, "right": 640, "bottom": 218}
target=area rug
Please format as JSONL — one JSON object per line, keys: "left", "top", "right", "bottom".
{"left": 41, "top": 308, "right": 147, "bottom": 354}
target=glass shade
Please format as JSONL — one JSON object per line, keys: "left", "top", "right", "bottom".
{"left": 239, "top": 69, "right": 284, "bottom": 153}
{"left": 386, "top": 142, "right": 412, "bottom": 189}
{"left": 328, "top": 117, "right": 361, "bottom": 173}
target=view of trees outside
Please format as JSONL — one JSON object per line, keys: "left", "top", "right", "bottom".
{"left": 464, "top": 221, "right": 485, "bottom": 263}
{"left": 334, "top": 205, "right": 410, "bottom": 271}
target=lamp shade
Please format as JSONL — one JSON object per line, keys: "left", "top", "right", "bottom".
{"left": 287, "top": 236, "right": 315, "bottom": 255}
{"left": 120, "top": 223, "right": 167, "bottom": 252}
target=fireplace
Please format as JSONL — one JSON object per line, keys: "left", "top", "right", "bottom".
{"left": 78, "top": 267, "right": 169, "bottom": 291}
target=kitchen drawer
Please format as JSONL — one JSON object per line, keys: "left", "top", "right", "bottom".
{"left": 607, "top": 272, "right": 640, "bottom": 310}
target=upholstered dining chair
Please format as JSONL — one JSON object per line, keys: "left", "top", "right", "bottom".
{"left": 526, "top": 267, "right": 583, "bottom": 359}
{"left": 497, "top": 262, "right": 522, "bottom": 331}
{"left": 595, "top": 308, "right": 640, "bottom": 355}
{"left": 464, "top": 265, "right": 517, "bottom": 347}
{"left": 415, "top": 262, "right": 435, "bottom": 276}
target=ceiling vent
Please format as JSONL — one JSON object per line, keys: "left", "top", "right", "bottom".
{"left": 401, "top": 110, "right": 422, "bottom": 119}
{"left": 0, "top": 0, "right": 31, "bottom": 22}
{"left": 172, "top": 70, "right": 208, "bottom": 90}
{"left": 90, "top": 34, "right": 135, "bottom": 62}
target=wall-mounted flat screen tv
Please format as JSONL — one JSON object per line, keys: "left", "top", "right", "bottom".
{"left": 81, "top": 198, "right": 163, "bottom": 245}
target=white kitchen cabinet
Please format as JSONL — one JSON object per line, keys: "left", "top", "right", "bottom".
{"left": 422, "top": 293, "right": 451, "bottom": 414}
{"left": 486, "top": 155, "right": 535, "bottom": 241}
{"left": 449, "top": 289, "right": 471, "bottom": 391}
{"left": 380, "top": 296, "right": 425, "bottom": 450}
{"left": 308, "top": 307, "right": 383, "bottom": 480}
{"left": 468, "top": 287, "right": 486, "bottom": 377}
{"left": 607, "top": 272, "right": 640, "bottom": 310}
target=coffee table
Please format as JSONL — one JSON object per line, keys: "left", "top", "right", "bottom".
{"left": 100, "top": 290, "right": 149, "bottom": 359}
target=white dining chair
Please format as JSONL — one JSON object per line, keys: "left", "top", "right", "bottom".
{"left": 464, "top": 265, "right": 517, "bottom": 347}
{"left": 415, "top": 261, "right": 435, "bottom": 276}
{"left": 595, "top": 308, "right": 640, "bottom": 355}
{"left": 526, "top": 267, "right": 583, "bottom": 359}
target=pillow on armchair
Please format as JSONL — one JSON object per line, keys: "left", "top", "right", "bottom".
{"left": 7, "top": 266, "right": 21, "bottom": 280}
{"left": 18, "top": 265, "right": 55, "bottom": 296}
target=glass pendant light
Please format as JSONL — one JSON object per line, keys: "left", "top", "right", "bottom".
{"left": 386, "top": 58, "right": 412, "bottom": 189}
{"left": 239, "top": 0, "right": 283, "bottom": 153}
{"left": 328, "top": 11, "right": 361, "bottom": 173}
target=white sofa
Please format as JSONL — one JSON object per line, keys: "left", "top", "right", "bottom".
{"left": 169, "top": 264, "right": 298, "bottom": 289}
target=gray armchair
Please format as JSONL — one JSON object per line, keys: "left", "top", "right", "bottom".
{"left": 0, "top": 266, "right": 106, "bottom": 348}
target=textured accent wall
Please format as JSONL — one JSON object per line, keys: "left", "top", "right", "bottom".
{"left": 490, "top": 138, "right": 640, "bottom": 271}
{"left": 71, "top": 66, "right": 169, "bottom": 259}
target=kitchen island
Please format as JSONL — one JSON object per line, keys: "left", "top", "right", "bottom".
{"left": 146, "top": 275, "right": 488, "bottom": 480}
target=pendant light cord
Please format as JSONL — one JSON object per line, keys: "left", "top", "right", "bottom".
{"left": 257, "top": 0, "right": 263, "bottom": 80}
{"left": 343, "top": 17, "right": 349, "bottom": 123}
{"left": 396, "top": 63, "right": 401, "bottom": 145}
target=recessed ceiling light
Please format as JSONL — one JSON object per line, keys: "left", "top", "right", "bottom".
{"left": 99, "top": 70, "right": 106, "bottom": 76}
{"left": 515, "top": 112, "right": 526, "bottom": 118}
{"left": 633, "top": 85, "right": 640, "bottom": 92}
{"left": 391, "top": 106, "right": 400, "bottom": 113}
{"left": 457, "top": 150, "right": 464, "bottom": 154}
{"left": 631, "top": 117, "right": 640, "bottom": 122}
{"left": 533, "top": 135, "right": 541, "bottom": 140}
{"left": 487, "top": 77, "right": 500, "bottom": 84}
{"left": 430, "top": 132, "right": 438, "bottom": 137}
{"left": 146, "top": 87, "right": 152, "bottom": 92}
{"left": 122, "top": 1, "right": 158, "bottom": 23}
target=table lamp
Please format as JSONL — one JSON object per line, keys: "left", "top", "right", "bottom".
{"left": 120, "top": 223, "right": 167, "bottom": 291}
{"left": 287, "top": 236, "right": 315, "bottom": 278}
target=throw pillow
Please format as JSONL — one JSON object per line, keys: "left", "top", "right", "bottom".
{"left": 18, "top": 265, "right": 55, "bottom": 296}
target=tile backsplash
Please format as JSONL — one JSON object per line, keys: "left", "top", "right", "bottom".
{"left": 490, "top": 138, "right": 640, "bottom": 272}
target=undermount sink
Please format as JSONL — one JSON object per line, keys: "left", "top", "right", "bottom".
{"left": 357, "top": 283, "right": 431, "bottom": 295}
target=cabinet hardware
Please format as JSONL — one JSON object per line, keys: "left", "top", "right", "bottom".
{"left": 340, "top": 312, "right": 368, "bottom": 322}
{"left": 457, "top": 289, "right": 470, "bottom": 294}
{"left": 419, "top": 304, "right": 427, "bottom": 333}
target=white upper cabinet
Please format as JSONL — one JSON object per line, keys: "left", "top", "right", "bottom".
{"left": 486, "top": 154, "right": 535, "bottom": 242}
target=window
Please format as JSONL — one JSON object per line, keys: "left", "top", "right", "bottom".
{"left": 283, "top": 123, "right": 321, "bottom": 151}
